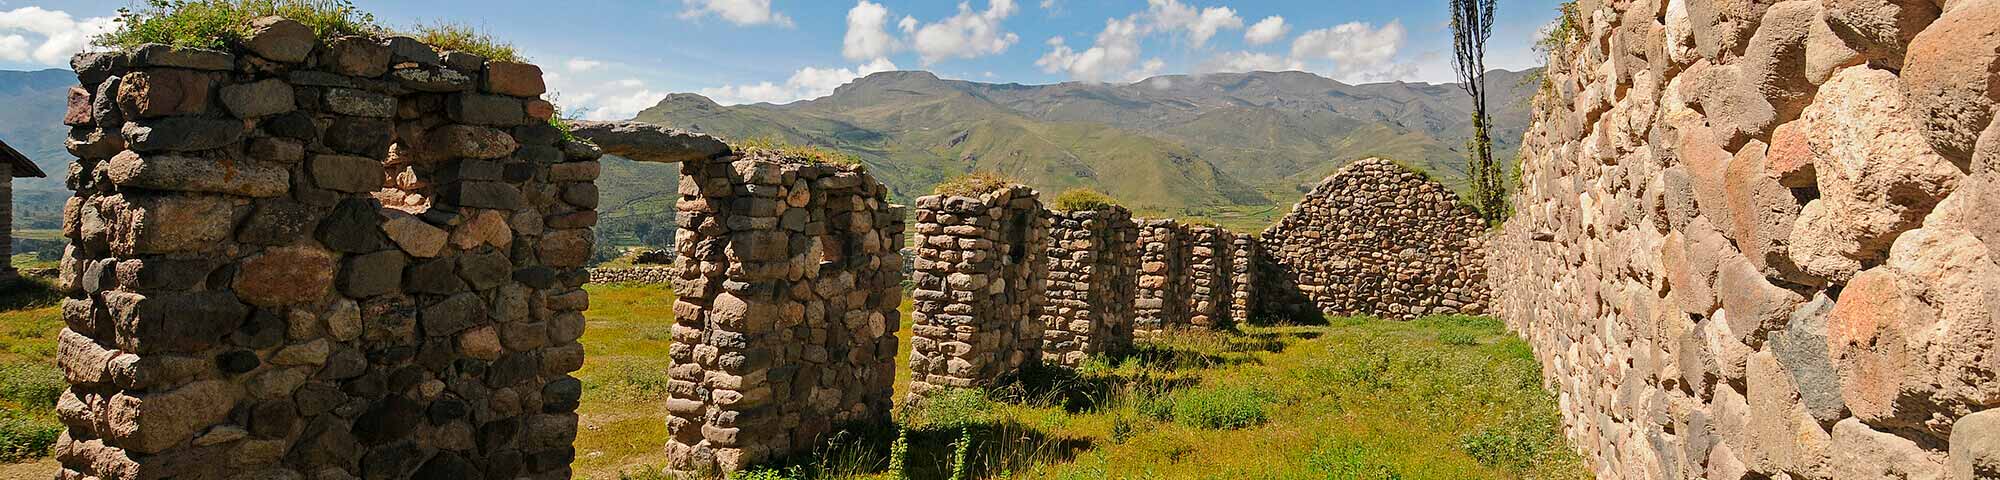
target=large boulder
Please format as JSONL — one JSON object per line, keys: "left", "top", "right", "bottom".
{"left": 568, "top": 121, "right": 732, "bottom": 164}
{"left": 1899, "top": 0, "right": 2000, "bottom": 165}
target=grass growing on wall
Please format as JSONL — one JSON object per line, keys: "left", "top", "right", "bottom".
{"left": 406, "top": 21, "right": 522, "bottom": 62}
{"left": 734, "top": 137, "right": 864, "bottom": 167}
{"left": 932, "top": 171, "right": 1020, "bottom": 197}
{"left": 1052, "top": 188, "right": 1118, "bottom": 212}
{"left": 96, "top": 0, "right": 383, "bottom": 50}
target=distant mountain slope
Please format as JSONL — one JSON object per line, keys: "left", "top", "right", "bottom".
{"left": 0, "top": 69, "right": 80, "bottom": 229}
{"left": 634, "top": 69, "right": 1535, "bottom": 216}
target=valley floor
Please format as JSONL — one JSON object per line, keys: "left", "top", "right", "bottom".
{"left": 0, "top": 281, "right": 1588, "bottom": 479}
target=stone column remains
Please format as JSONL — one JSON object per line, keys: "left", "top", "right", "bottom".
{"left": 1133, "top": 220, "right": 1186, "bottom": 339}
{"left": 51, "top": 21, "right": 595, "bottom": 480}
{"left": 1039, "top": 207, "right": 1138, "bottom": 366}
{"left": 1185, "top": 225, "right": 1235, "bottom": 330}
{"left": 661, "top": 153, "right": 904, "bottom": 474}
{"left": 908, "top": 187, "right": 1048, "bottom": 398}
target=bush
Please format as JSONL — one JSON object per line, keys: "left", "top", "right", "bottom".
{"left": 932, "top": 171, "right": 1018, "bottom": 197}
{"left": 97, "top": 0, "right": 382, "bottom": 50}
{"left": 407, "top": 21, "right": 521, "bottom": 62}
{"left": 1052, "top": 188, "right": 1116, "bottom": 211}
{"left": 734, "top": 137, "right": 861, "bottom": 166}
{"left": 0, "top": 409, "right": 59, "bottom": 463}
{"left": 0, "top": 362, "right": 63, "bottom": 411}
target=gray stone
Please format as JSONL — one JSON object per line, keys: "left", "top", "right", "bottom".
{"left": 309, "top": 154, "right": 384, "bottom": 193}
{"left": 317, "top": 198, "right": 389, "bottom": 254}
{"left": 220, "top": 79, "right": 296, "bottom": 118}
{"left": 130, "top": 44, "right": 235, "bottom": 70}
{"left": 1952, "top": 409, "right": 2000, "bottom": 480}
{"left": 341, "top": 250, "right": 408, "bottom": 298}
{"left": 456, "top": 250, "right": 513, "bottom": 291}
{"left": 1769, "top": 292, "right": 1847, "bottom": 425}
{"left": 568, "top": 121, "right": 732, "bottom": 164}
{"left": 407, "top": 258, "right": 468, "bottom": 294}
{"left": 423, "top": 293, "right": 487, "bottom": 337}
{"left": 243, "top": 17, "right": 315, "bottom": 63}
{"left": 449, "top": 94, "right": 527, "bottom": 126}
{"left": 122, "top": 117, "right": 245, "bottom": 153}
{"left": 105, "top": 150, "right": 289, "bottom": 197}
{"left": 442, "top": 182, "right": 524, "bottom": 210}
{"left": 239, "top": 200, "right": 321, "bottom": 246}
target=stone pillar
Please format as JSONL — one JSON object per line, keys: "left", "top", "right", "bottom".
{"left": 1133, "top": 220, "right": 1185, "bottom": 339}
{"left": 663, "top": 154, "right": 904, "bottom": 474}
{"left": 1185, "top": 225, "right": 1234, "bottom": 330}
{"left": 1, "top": 163, "right": 12, "bottom": 281}
{"left": 51, "top": 23, "right": 593, "bottom": 480}
{"left": 1039, "top": 207, "right": 1137, "bottom": 367}
{"left": 1229, "top": 235, "right": 1257, "bottom": 326}
{"left": 908, "top": 187, "right": 1047, "bottom": 397}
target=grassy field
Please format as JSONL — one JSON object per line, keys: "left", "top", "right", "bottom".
{"left": 0, "top": 282, "right": 1584, "bottom": 479}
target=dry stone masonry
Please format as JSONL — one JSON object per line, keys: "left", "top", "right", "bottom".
{"left": 1184, "top": 225, "right": 1241, "bottom": 330}
{"left": 1259, "top": 158, "right": 1489, "bottom": 321}
{"left": 661, "top": 153, "right": 905, "bottom": 473}
{"left": 1038, "top": 207, "right": 1139, "bottom": 367}
{"left": 1133, "top": 220, "right": 1188, "bottom": 338}
{"left": 1489, "top": 0, "right": 2000, "bottom": 477}
{"left": 50, "top": 19, "right": 595, "bottom": 480}
{"left": 907, "top": 187, "right": 1049, "bottom": 397}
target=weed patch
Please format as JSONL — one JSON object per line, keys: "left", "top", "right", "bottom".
{"left": 407, "top": 21, "right": 520, "bottom": 61}
{"left": 97, "top": 0, "right": 382, "bottom": 50}
{"left": 1052, "top": 188, "right": 1117, "bottom": 211}
{"left": 931, "top": 171, "right": 1018, "bottom": 197}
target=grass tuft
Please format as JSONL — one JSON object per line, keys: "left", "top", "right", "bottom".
{"left": 1160, "top": 384, "right": 1271, "bottom": 430}
{"left": 406, "top": 20, "right": 521, "bottom": 62}
{"left": 1051, "top": 187, "right": 1117, "bottom": 212}
{"left": 734, "top": 137, "right": 863, "bottom": 167}
{"left": 931, "top": 171, "right": 1018, "bottom": 197}
{"left": 96, "top": 0, "right": 382, "bottom": 51}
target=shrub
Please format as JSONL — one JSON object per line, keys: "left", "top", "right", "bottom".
{"left": 97, "top": 0, "right": 382, "bottom": 50}
{"left": 1164, "top": 385, "right": 1270, "bottom": 430}
{"left": 932, "top": 171, "right": 1018, "bottom": 197}
{"left": 406, "top": 21, "right": 521, "bottom": 62}
{"left": 733, "top": 137, "right": 862, "bottom": 167}
{"left": 0, "top": 362, "right": 63, "bottom": 410}
{"left": 0, "top": 409, "right": 59, "bottom": 463}
{"left": 1052, "top": 188, "right": 1116, "bottom": 211}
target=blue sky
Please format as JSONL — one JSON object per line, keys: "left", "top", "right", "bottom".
{"left": 0, "top": 0, "right": 1565, "bottom": 120}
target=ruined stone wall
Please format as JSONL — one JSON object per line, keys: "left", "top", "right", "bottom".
{"left": 1228, "top": 236, "right": 1257, "bottom": 327}
{"left": 1133, "top": 220, "right": 1186, "bottom": 338}
{"left": 2, "top": 164, "right": 13, "bottom": 280}
{"left": 50, "top": 21, "right": 595, "bottom": 480}
{"left": 1039, "top": 207, "right": 1138, "bottom": 366}
{"left": 663, "top": 154, "right": 904, "bottom": 473}
{"left": 908, "top": 187, "right": 1047, "bottom": 397}
{"left": 1488, "top": 0, "right": 2000, "bottom": 477}
{"left": 1259, "top": 158, "right": 1488, "bottom": 321}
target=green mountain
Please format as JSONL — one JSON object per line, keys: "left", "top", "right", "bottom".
{"left": 0, "top": 67, "right": 1534, "bottom": 247}
{"left": 634, "top": 69, "right": 1537, "bottom": 218}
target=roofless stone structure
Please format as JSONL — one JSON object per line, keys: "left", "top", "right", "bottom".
{"left": 1, "top": 138, "right": 45, "bottom": 283}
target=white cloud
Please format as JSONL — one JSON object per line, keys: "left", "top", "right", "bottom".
{"left": 1196, "top": 51, "right": 1304, "bottom": 74}
{"left": 1145, "top": 0, "right": 1241, "bottom": 47}
{"left": 1244, "top": 16, "right": 1287, "bottom": 45}
{"left": 908, "top": 0, "right": 1020, "bottom": 64}
{"left": 565, "top": 58, "right": 604, "bottom": 72}
{"left": 0, "top": 7, "right": 116, "bottom": 66}
{"left": 1290, "top": 20, "right": 1416, "bottom": 83}
{"left": 699, "top": 57, "right": 899, "bottom": 105}
{"left": 844, "top": 1, "right": 898, "bottom": 61}
{"left": 679, "top": 0, "right": 793, "bottom": 27}
{"left": 1035, "top": 15, "right": 1145, "bottom": 82}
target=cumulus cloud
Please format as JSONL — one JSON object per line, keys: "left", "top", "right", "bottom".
{"left": 1145, "top": 0, "right": 1240, "bottom": 47}
{"left": 909, "top": 0, "right": 1020, "bottom": 64}
{"left": 1244, "top": 16, "right": 1288, "bottom": 45}
{"left": 1196, "top": 51, "right": 1303, "bottom": 74}
{"left": 698, "top": 57, "right": 899, "bottom": 105}
{"left": 679, "top": 0, "right": 793, "bottom": 27}
{"left": 843, "top": 1, "right": 898, "bottom": 61}
{"left": 0, "top": 7, "right": 116, "bottom": 66}
{"left": 565, "top": 58, "right": 605, "bottom": 72}
{"left": 1034, "top": 16, "right": 1145, "bottom": 82}
{"left": 1290, "top": 20, "right": 1416, "bottom": 83}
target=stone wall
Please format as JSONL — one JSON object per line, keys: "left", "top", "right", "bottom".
{"left": 1133, "top": 220, "right": 1186, "bottom": 338}
{"left": 662, "top": 154, "right": 904, "bottom": 473}
{"left": 50, "top": 21, "right": 596, "bottom": 480}
{"left": 1259, "top": 157, "right": 1488, "bottom": 320}
{"left": 1488, "top": 0, "right": 2000, "bottom": 477}
{"left": 1227, "top": 235, "right": 1257, "bottom": 327}
{"left": 1039, "top": 207, "right": 1138, "bottom": 367}
{"left": 908, "top": 187, "right": 1048, "bottom": 397}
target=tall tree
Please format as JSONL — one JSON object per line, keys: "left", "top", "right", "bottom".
{"left": 1451, "top": 0, "right": 1505, "bottom": 224}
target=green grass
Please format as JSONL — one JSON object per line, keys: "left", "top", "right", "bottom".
{"left": 96, "top": 0, "right": 383, "bottom": 50}
{"left": 0, "top": 282, "right": 1582, "bottom": 479}
{"left": 1052, "top": 188, "right": 1118, "bottom": 212}
{"left": 734, "top": 137, "right": 864, "bottom": 167}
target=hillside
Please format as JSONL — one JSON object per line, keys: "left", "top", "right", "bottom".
{"left": 0, "top": 69, "right": 80, "bottom": 230}
{"left": 635, "top": 69, "right": 1536, "bottom": 218}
